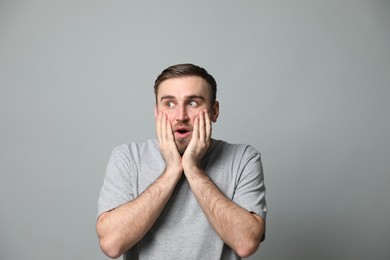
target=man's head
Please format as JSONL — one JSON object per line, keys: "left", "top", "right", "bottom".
{"left": 154, "top": 63, "right": 217, "bottom": 105}
{"left": 154, "top": 63, "right": 219, "bottom": 154}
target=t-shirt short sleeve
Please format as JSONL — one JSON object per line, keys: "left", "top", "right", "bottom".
{"left": 232, "top": 145, "right": 267, "bottom": 221}
{"left": 232, "top": 145, "right": 267, "bottom": 241}
{"left": 97, "top": 145, "right": 134, "bottom": 217}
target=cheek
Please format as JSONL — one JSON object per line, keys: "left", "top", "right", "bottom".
{"left": 188, "top": 109, "right": 200, "bottom": 122}
{"left": 166, "top": 114, "right": 175, "bottom": 124}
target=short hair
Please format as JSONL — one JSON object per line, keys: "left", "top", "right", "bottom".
{"left": 154, "top": 63, "right": 217, "bottom": 104}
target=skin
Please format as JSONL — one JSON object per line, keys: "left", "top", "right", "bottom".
{"left": 96, "top": 76, "right": 265, "bottom": 259}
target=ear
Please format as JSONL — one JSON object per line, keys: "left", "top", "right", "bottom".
{"left": 211, "top": 101, "right": 219, "bottom": 122}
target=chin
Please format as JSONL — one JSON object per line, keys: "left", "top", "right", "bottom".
{"left": 177, "top": 144, "right": 187, "bottom": 155}
{"left": 176, "top": 140, "right": 189, "bottom": 155}
{"left": 178, "top": 149, "right": 185, "bottom": 156}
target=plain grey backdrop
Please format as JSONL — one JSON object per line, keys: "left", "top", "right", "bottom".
{"left": 1, "top": 1, "right": 389, "bottom": 259}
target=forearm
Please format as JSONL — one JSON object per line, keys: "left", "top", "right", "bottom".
{"left": 97, "top": 169, "right": 181, "bottom": 258}
{"left": 184, "top": 167, "right": 264, "bottom": 258}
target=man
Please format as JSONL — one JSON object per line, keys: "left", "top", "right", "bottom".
{"left": 96, "top": 63, "right": 267, "bottom": 259}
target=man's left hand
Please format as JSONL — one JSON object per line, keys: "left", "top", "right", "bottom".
{"left": 182, "top": 110, "right": 212, "bottom": 170}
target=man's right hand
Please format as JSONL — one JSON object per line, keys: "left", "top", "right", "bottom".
{"left": 156, "top": 111, "right": 183, "bottom": 174}
{"left": 98, "top": 113, "right": 184, "bottom": 258}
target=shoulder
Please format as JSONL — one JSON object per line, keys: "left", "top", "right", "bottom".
{"left": 111, "top": 139, "right": 158, "bottom": 154}
{"left": 110, "top": 139, "right": 159, "bottom": 161}
{"left": 211, "top": 139, "right": 261, "bottom": 158}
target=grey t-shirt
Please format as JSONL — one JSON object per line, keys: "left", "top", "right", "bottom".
{"left": 98, "top": 139, "right": 267, "bottom": 260}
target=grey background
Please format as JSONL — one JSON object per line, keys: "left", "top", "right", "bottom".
{"left": 1, "top": 1, "right": 389, "bottom": 259}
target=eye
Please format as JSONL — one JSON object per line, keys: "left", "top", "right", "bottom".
{"left": 166, "top": 101, "right": 175, "bottom": 108}
{"left": 188, "top": 100, "right": 199, "bottom": 107}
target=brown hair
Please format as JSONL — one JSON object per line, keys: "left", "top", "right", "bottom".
{"left": 154, "top": 63, "right": 217, "bottom": 104}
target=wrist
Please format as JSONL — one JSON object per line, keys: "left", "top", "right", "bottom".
{"left": 183, "top": 162, "right": 203, "bottom": 177}
{"left": 182, "top": 158, "right": 197, "bottom": 169}
{"left": 164, "top": 164, "right": 183, "bottom": 179}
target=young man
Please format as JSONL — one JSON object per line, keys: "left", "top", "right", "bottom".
{"left": 96, "top": 64, "right": 267, "bottom": 260}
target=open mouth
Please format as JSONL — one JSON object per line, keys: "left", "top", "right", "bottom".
{"left": 175, "top": 127, "right": 191, "bottom": 137}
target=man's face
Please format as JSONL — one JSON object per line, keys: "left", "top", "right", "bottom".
{"left": 155, "top": 76, "right": 219, "bottom": 154}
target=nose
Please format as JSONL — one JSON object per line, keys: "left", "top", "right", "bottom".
{"left": 176, "top": 104, "right": 189, "bottom": 122}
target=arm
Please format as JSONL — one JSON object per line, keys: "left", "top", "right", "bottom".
{"left": 96, "top": 112, "right": 183, "bottom": 259}
{"left": 183, "top": 166, "right": 265, "bottom": 258}
{"left": 182, "top": 110, "right": 265, "bottom": 258}
{"left": 97, "top": 168, "right": 181, "bottom": 258}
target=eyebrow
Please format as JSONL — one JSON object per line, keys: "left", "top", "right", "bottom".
{"left": 160, "top": 95, "right": 205, "bottom": 102}
{"left": 160, "top": 95, "right": 176, "bottom": 101}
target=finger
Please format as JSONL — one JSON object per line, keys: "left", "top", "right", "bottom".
{"left": 199, "top": 110, "right": 205, "bottom": 141}
{"left": 166, "top": 114, "right": 174, "bottom": 142}
{"left": 156, "top": 111, "right": 162, "bottom": 143}
{"left": 163, "top": 113, "right": 174, "bottom": 143}
{"left": 192, "top": 115, "right": 199, "bottom": 139}
{"left": 161, "top": 112, "right": 167, "bottom": 142}
{"left": 205, "top": 110, "right": 212, "bottom": 140}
